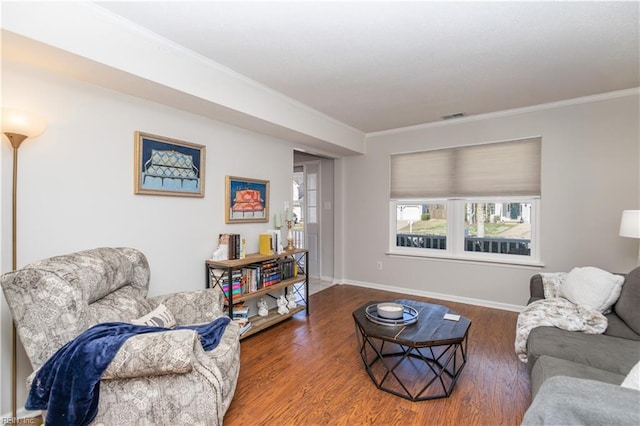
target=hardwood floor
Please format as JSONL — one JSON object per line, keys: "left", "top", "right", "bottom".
{"left": 224, "top": 284, "right": 531, "bottom": 425}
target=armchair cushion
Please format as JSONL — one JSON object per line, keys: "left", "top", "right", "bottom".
{"left": 102, "top": 328, "right": 195, "bottom": 379}
{"left": 27, "top": 318, "right": 231, "bottom": 425}
{"left": 149, "top": 288, "right": 226, "bottom": 325}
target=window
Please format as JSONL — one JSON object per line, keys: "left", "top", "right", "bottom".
{"left": 389, "top": 138, "right": 541, "bottom": 264}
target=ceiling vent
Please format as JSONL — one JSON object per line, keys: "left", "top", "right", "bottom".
{"left": 441, "top": 112, "right": 465, "bottom": 120}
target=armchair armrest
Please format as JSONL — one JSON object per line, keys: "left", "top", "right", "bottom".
{"left": 102, "top": 329, "right": 196, "bottom": 380}
{"left": 149, "top": 288, "right": 225, "bottom": 325}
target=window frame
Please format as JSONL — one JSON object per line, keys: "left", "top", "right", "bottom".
{"left": 389, "top": 197, "right": 541, "bottom": 266}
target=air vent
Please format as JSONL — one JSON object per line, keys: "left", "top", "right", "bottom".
{"left": 441, "top": 112, "right": 465, "bottom": 120}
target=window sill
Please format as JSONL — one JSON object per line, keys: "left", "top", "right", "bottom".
{"left": 386, "top": 250, "right": 545, "bottom": 269}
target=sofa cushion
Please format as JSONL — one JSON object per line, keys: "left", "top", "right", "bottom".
{"left": 605, "top": 312, "right": 640, "bottom": 341}
{"left": 615, "top": 266, "right": 640, "bottom": 335}
{"left": 561, "top": 267, "right": 624, "bottom": 313}
{"left": 527, "top": 326, "right": 640, "bottom": 375}
{"left": 530, "top": 355, "right": 625, "bottom": 398}
{"left": 522, "top": 376, "right": 640, "bottom": 426}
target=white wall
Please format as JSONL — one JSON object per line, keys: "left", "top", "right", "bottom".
{"left": 0, "top": 60, "right": 295, "bottom": 415}
{"left": 341, "top": 92, "right": 640, "bottom": 309}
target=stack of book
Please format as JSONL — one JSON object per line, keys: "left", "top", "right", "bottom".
{"left": 261, "top": 260, "right": 281, "bottom": 287}
{"left": 259, "top": 230, "right": 282, "bottom": 255}
{"left": 242, "top": 266, "right": 261, "bottom": 293}
{"left": 218, "top": 233, "right": 245, "bottom": 260}
{"left": 232, "top": 317, "right": 252, "bottom": 336}
{"left": 279, "top": 258, "right": 295, "bottom": 280}
{"left": 210, "top": 268, "right": 242, "bottom": 299}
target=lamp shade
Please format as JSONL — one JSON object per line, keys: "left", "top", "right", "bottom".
{"left": 2, "top": 108, "right": 48, "bottom": 139}
{"left": 619, "top": 210, "right": 640, "bottom": 238}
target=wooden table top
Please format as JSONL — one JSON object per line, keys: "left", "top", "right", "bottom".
{"left": 352, "top": 298, "right": 471, "bottom": 347}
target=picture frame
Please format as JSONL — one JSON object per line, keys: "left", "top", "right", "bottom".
{"left": 225, "top": 176, "right": 269, "bottom": 223}
{"left": 134, "top": 131, "right": 205, "bottom": 197}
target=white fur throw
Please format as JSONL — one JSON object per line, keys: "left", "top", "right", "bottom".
{"left": 539, "top": 272, "right": 567, "bottom": 299}
{"left": 561, "top": 267, "right": 624, "bottom": 313}
{"left": 515, "top": 297, "right": 607, "bottom": 363}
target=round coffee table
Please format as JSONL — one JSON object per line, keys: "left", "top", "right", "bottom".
{"left": 352, "top": 299, "right": 471, "bottom": 401}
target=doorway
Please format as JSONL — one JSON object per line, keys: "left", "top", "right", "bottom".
{"left": 293, "top": 151, "right": 334, "bottom": 281}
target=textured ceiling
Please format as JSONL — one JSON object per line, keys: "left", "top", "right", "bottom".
{"left": 97, "top": 1, "right": 639, "bottom": 133}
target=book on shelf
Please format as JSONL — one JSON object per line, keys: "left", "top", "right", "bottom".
{"left": 232, "top": 317, "right": 252, "bottom": 336}
{"left": 218, "top": 233, "right": 244, "bottom": 260}
{"left": 259, "top": 233, "right": 273, "bottom": 255}
{"left": 265, "top": 229, "right": 283, "bottom": 254}
{"left": 210, "top": 268, "right": 243, "bottom": 299}
{"left": 278, "top": 257, "right": 295, "bottom": 280}
{"left": 231, "top": 306, "right": 249, "bottom": 318}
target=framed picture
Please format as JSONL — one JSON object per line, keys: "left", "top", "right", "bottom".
{"left": 134, "top": 131, "right": 205, "bottom": 197}
{"left": 225, "top": 176, "right": 269, "bottom": 223}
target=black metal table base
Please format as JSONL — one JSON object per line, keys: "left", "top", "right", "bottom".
{"left": 355, "top": 322, "right": 468, "bottom": 401}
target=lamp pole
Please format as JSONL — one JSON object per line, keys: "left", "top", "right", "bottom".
{"left": 6, "top": 132, "right": 27, "bottom": 421}
{"left": 2, "top": 108, "right": 47, "bottom": 421}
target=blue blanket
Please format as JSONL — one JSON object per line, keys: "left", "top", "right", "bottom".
{"left": 26, "top": 317, "right": 230, "bottom": 426}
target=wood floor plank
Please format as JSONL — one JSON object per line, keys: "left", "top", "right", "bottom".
{"left": 224, "top": 284, "right": 530, "bottom": 425}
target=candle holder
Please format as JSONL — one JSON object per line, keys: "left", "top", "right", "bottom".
{"left": 286, "top": 220, "right": 295, "bottom": 251}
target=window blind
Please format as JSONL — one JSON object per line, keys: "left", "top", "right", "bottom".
{"left": 390, "top": 137, "right": 541, "bottom": 198}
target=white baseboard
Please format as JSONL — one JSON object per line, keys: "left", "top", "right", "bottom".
{"left": 1, "top": 406, "right": 41, "bottom": 423}
{"left": 339, "top": 279, "right": 525, "bottom": 312}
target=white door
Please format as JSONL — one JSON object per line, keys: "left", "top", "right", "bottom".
{"left": 304, "top": 162, "right": 320, "bottom": 278}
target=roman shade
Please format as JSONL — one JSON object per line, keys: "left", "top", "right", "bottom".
{"left": 390, "top": 137, "right": 541, "bottom": 199}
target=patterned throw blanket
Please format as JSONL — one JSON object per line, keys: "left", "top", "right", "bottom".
{"left": 26, "top": 317, "right": 230, "bottom": 426}
{"left": 515, "top": 273, "right": 608, "bottom": 362}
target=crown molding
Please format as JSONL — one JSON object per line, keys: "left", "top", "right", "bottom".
{"left": 368, "top": 87, "right": 640, "bottom": 138}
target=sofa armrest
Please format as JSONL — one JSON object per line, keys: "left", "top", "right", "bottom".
{"left": 102, "top": 329, "right": 196, "bottom": 380}
{"left": 149, "top": 288, "right": 225, "bottom": 325}
{"left": 522, "top": 376, "right": 640, "bottom": 426}
{"left": 528, "top": 274, "right": 545, "bottom": 304}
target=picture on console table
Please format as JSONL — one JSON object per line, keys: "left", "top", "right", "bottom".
{"left": 134, "top": 131, "right": 205, "bottom": 197}
{"left": 225, "top": 176, "right": 269, "bottom": 223}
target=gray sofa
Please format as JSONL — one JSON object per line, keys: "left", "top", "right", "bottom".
{"left": 522, "top": 266, "right": 640, "bottom": 425}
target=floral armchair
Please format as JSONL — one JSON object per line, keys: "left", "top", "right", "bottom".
{"left": 1, "top": 247, "right": 240, "bottom": 425}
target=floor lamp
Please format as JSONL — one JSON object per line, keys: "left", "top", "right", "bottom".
{"left": 2, "top": 108, "right": 47, "bottom": 420}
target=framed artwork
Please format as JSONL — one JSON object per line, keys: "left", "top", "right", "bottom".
{"left": 134, "top": 131, "right": 205, "bottom": 197}
{"left": 225, "top": 176, "right": 269, "bottom": 223}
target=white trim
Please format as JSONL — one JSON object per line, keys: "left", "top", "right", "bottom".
{"left": 385, "top": 251, "right": 545, "bottom": 269}
{"left": 0, "top": 406, "right": 40, "bottom": 422}
{"left": 339, "top": 280, "right": 525, "bottom": 313}
{"left": 391, "top": 199, "right": 541, "bottom": 266}
{"left": 368, "top": 88, "right": 640, "bottom": 137}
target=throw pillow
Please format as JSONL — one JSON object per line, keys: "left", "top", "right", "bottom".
{"left": 561, "top": 267, "right": 625, "bottom": 313}
{"left": 614, "top": 266, "right": 640, "bottom": 335}
{"left": 621, "top": 361, "right": 640, "bottom": 391}
{"left": 132, "top": 303, "right": 177, "bottom": 328}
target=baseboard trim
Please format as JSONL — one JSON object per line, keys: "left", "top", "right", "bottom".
{"left": 1, "top": 406, "right": 41, "bottom": 423}
{"left": 339, "top": 279, "right": 525, "bottom": 312}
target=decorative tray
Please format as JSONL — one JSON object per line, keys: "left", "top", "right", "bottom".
{"left": 365, "top": 303, "right": 419, "bottom": 326}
